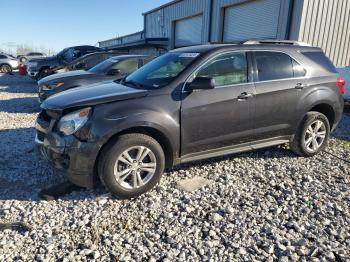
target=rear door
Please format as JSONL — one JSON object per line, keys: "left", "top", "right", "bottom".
{"left": 252, "top": 51, "right": 307, "bottom": 140}
{"left": 181, "top": 51, "right": 255, "bottom": 155}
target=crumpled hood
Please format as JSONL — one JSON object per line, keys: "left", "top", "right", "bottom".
{"left": 39, "top": 70, "right": 93, "bottom": 83}
{"left": 41, "top": 81, "right": 149, "bottom": 110}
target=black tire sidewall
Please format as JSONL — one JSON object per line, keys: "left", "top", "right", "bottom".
{"left": 299, "top": 112, "right": 330, "bottom": 156}
{"left": 0, "top": 64, "right": 12, "bottom": 73}
{"left": 99, "top": 134, "right": 165, "bottom": 199}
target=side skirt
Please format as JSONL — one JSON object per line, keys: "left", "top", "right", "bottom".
{"left": 179, "top": 136, "right": 291, "bottom": 164}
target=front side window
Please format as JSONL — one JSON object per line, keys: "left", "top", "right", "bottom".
{"left": 254, "top": 51, "right": 305, "bottom": 81}
{"left": 195, "top": 52, "right": 248, "bottom": 87}
{"left": 0, "top": 55, "right": 6, "bottom": 59}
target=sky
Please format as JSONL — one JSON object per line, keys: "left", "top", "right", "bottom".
{"left": 0, "top": 0, "right": 169, "bottom": 54}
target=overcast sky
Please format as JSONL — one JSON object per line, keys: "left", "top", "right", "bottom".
{"left": 0, "top": 0, "right": 169, "bottom": 54}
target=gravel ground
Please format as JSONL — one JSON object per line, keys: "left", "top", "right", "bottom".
{"left": 0, "top": 72, "right": 349, "bottom": 261}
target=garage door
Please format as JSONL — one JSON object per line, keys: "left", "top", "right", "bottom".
{"left": 175, "top": 15, "right": 203, "bottom": 47}
{"left": 223, "top": 0, "right": 281, "bottom": 42}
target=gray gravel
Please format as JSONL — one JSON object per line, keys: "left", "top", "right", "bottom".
{"left": 0, "top": 73, "right": 349, "bottom": 261}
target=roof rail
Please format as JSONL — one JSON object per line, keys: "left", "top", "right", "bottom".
{"left": 242, "top": 40, "right": 311, "bottom": 46}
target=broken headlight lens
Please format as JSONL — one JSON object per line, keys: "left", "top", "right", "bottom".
{"left": 57, "top": 107, "right": 91, "bottom": 135}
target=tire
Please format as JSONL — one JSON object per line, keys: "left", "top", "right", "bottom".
{"left": 0, "top": 64, "right": 12, "bottom": 73}
{"left": 37, "top": 68, "right": 51, "bottom": 80}
{"left": 98, "top": 134, "right": 165, "bottom": 199}
{"left": 290, "top": 112, "right": 330, "bottom": 157}
{"left": 20, "top": 57, "right": 27, "bottom": 64}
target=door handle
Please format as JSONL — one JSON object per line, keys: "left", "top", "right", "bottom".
{"left": 237, "top": 92, "right": 253, "bottom": 100}
{"left": 295, "top": 83, "right": 308, "bottom": 89}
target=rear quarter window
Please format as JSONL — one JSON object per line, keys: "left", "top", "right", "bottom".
{"left": 301, "top": 51, "right": 337, "bottom": 73}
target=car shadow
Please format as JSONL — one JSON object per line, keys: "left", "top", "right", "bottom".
{"left": 0, "top": 127, "right": 109, "bottom": 201}
{"left": 0, "top": 72, "right": 37, "bottom": 94}
{"left": 332, "top": 110, "right": 350, "bottom": 142}
{"left": 0, "top": 97, "right": 40, "bottom": 113}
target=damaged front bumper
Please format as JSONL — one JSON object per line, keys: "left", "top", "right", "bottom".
{"left": 35, "top": 116, "right": 100, "bottom": 188}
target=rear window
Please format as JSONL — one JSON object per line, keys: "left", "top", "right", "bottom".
{"left": 302, "top": 51, "right": 337, "bottom": 73}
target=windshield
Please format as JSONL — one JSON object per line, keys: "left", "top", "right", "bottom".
{"left": 89, "top": 58, "right": 118, "bottom": 74}
{"left": 123, "top": 52, "right": 200, "bottom": 89}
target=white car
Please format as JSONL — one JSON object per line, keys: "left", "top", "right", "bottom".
{"left": 337, "top": 66, "right": 350, "bottom": 102}
{"left": 0, "top": 53, "right": 19, "bottom": 73}
{"left": 18, "top": 52, "right": 46, "bottom": 64}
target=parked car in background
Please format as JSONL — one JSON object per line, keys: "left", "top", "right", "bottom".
{"left": 337, "top": 66, "right": 350, "bottom": 102}
{"left": 27, "top": 45, "right": 102, "bottom": 80}
{"left": 36, "top": 41, "right": 344, "bottom": 198}
{"left": 0, "top": 53, "right": 19, "bottom": 73}
{"left": 38, "top": 55, "right": 152, "bottom": 102}
{"left": 51, "top": 51, "right": 124, "bottom": 74}
{"left": 18, "top": 52, "right": 46, "bottom": 64}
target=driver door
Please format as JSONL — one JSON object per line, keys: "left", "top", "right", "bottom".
{"left": 181, "top": 51, "right": 255, "bottom": 155}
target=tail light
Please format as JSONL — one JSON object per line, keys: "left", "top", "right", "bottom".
{"left": 337, "top": 77, "right": 346, "bottom": 95}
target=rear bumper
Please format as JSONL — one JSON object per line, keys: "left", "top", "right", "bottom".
{"left": 35, "top": 131, "right": 100, "bottom": 188}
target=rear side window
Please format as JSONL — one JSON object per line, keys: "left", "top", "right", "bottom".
{"left": 255, "top": 51, "right": 305, "bottom": 81}
{"left": 301, "top": 51, "right": 337, "bottom": 73}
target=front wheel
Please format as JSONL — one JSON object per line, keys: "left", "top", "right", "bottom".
{"left": 0, "top": 64, "right": 12, "bottom": 73}
{"left": 98, "top": 134, "right": 165, "bottom": 199}
{"left": 290, "top": 112, "right": 330, "bottom": 157}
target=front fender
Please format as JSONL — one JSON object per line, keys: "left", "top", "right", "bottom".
{"left": 90, "top": 95, "right": 181, "bottom": 159}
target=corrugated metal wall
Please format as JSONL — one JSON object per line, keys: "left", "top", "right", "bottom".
{"left": 296, "top": 0, "right": 350, "bottom": 67}
{"left": 145, "top": 0, "right": 211, "bottom": 46}
{"left": 210, "top": 0, "right": 291, "bottom": 42}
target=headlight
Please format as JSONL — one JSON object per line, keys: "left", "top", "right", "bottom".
{"left": 42, "top": 82, "right": 64, "bottom": 91}
{"left": 57, "top": 107, "right": 91, "bottom": 135}
{"left": 55, "top": 82, "right": 65, "bottom": 88}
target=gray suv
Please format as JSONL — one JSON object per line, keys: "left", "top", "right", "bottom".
{"left": 35, "top": 41, "right": 345, "bottom": 198}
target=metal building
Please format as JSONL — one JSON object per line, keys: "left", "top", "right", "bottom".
{"left": 99, "top": 0, "right": 350, "bottom": 67}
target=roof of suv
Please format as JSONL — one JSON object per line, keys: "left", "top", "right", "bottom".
{"left": 171, "top": 44, "right": 322, "bottom": 54}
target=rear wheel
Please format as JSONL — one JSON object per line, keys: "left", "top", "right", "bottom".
{"left": 0, "top": 64, "right": 12, "bottom": 73}
{"left": 290, "top": 112, "right": 330, "bottom": 157}
{"left": 98, "top": 134, "right": 165, "bottom": 199}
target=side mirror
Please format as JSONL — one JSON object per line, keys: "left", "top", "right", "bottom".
{"left": 107, "top": 68, "right": 121, "bottom": 75}
{"left": 188, "top": 77, "right": 215, "bottom": 91}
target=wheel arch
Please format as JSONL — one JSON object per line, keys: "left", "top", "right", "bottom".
{"left": 95, "top": 125, "right": 176, "bottom": 180}
{"left": 308, "top": 103, "right": 335, "bottom": 129}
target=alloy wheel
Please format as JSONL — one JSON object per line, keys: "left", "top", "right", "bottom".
{"left": 1, "top": 65, "right": 11, "bottom": 73}
{"left": 113, "top": 146, "right": 157, "bottom": 190}
{"left": 304, "top": 120, "right": 326, "bottom": 153}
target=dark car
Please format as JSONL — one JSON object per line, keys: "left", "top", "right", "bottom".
{"left": 27, "top": 45, "right": 102, "bottom": 80}
{"left": 35, "top": 41, "right": 345, "bottom": 199}
{"left": 38, "top": 55, "right": 152, "bottom": 102}
{"left": 52, "top": 51, "right": 125, "bottom": 74}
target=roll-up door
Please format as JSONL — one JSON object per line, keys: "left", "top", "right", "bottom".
{"left": 175, "top": 15, "right": 203, "bottom": 47}
{"left": 223, "top": 0, "right": 281, "bottom": 42}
